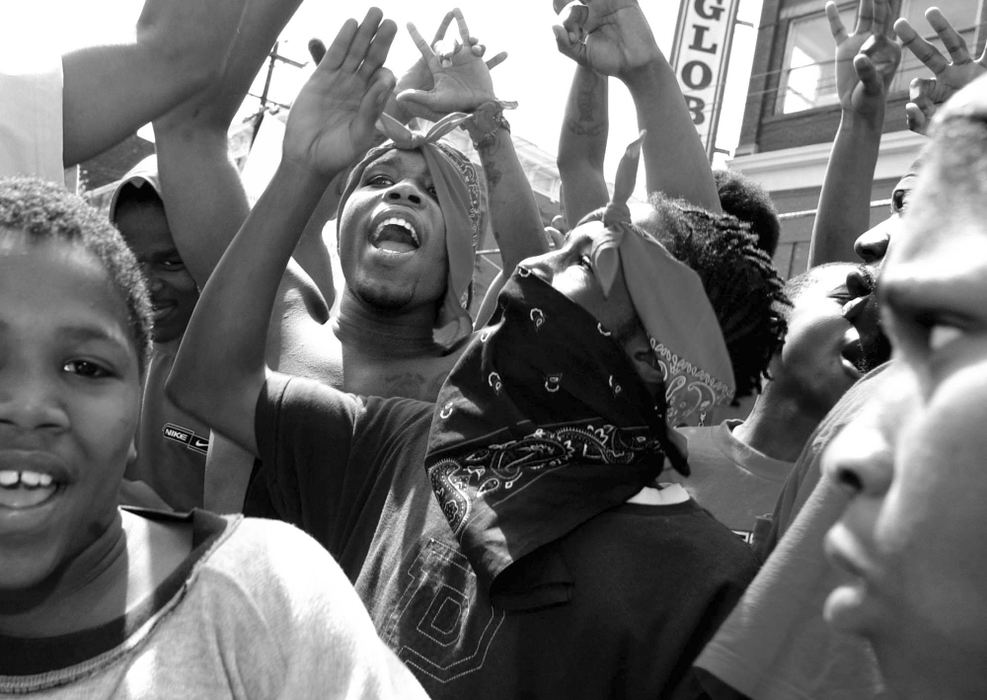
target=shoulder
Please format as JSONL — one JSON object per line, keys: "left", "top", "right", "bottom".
{"left": 195, "top": 517, "right": 359, "bottom": 624}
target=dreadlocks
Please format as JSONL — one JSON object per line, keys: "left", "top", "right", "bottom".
{"left": 641, "top": 192, "right": 789, "bottom": 400}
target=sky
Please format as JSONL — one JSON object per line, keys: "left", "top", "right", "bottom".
{"left": 18, "top": 0, "right": 764, "bottom": 178}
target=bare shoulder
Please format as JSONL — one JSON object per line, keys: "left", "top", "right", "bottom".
{"left": 265, "top": 262, "right": 342, "bottom": 385}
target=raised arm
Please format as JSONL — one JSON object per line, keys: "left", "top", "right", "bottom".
{"left": 398, "top": 9, "right": 548, "bottom": 278}
{"left": 61, "top": 0, "right": 245, "bottom": 166}
{"left": 554, "top": 0, "right": 721, "bottom": 212}
{"left": 809, "top": 0, "right": 901, "bottom": 267}
{"left": 555, "top": 62, "right": 610, "bottom": 227}
{"left": 152, "top": 0, "right": 304, "bottom": 291}
{"left": 167, "top": 9, "right": 397, "bottom": 455}
{"left": 894, "top": 7, "right": 987, "bottom": 135}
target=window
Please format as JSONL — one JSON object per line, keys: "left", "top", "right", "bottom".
{"left": 776, "top": 0, "right": 979, "bottom": 115}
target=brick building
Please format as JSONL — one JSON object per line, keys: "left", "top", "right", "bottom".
{"left": 728, "top": 0, "right": 984, "bottom": 278}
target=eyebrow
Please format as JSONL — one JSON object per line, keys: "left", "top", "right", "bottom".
{"left": 56, "top": 325, "right": 133, "bottom": 353}
{"left": 0, "top": 320, "right": 132, "bottom": 355}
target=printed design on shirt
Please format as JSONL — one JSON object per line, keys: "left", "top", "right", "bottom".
{"left": 161, "top": 423, "right": 210, "bottom": 455}
{"left": 428, "top": 423, "right": 660, "bottom": 536}
{"left": 381, "top": 538, "right": 504, "bottom": 684}
{"left": 732, "top": 529, "right": 755, "bottom": 545}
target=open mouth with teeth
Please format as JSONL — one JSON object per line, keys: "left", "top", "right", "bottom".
{"left": 370, "top": 217, "right": 420, "bottom": 253}
{"left": 0, "top": 470, "right": 60, "bottom": 509}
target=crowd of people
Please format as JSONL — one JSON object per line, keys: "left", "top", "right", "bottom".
{"left": 0, "top": 0, "right": 984, "bottom": 697}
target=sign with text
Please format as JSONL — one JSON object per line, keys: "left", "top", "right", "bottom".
{"left": 669, "top": 0, "right": 740, "bottom": 160}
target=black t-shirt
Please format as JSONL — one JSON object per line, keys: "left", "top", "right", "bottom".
{"left": 251, "top": 373, "right": 759, "bottom": 699}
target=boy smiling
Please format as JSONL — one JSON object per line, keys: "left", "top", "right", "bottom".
{"left": 0, "top": 177, "right": 424, "bottom": 697}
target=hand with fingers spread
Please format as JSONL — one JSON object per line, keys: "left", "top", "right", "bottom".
{"left": 895, "top": 7, "right": 987, "bottom": 135}
{"left": 284, "top": 9, "right": 397, "bottom": 178}
{"left": 396, "top": 9, "right": 507, "bottom": 121}
{"left": 552, "top": 0, "right": 660, "bottom": 79}
{"left": 827, "top": 0, "right": 902, "bottom": 121}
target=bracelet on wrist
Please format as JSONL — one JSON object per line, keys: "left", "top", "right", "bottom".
{"left": 467, "top": 100, "right": 517, "bottom": 149}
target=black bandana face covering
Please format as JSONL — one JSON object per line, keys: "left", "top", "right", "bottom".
{"left": 424, "top": 269, "right": 685, "bottom": 596}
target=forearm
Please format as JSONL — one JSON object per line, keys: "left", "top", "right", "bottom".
{"left": 61, "top": 44, "right": 216, "bottom": 166}
{"left": 153, "top": 122, "right": 248, "bottom": 288}
{"left": 168, "top": 160, "right": 330, "bottom": 451}
{"left": 62, "top": 0, "right": 255, "bottom": 165}
{"left": 557, "top": 65, "right": 610, "bottom": 225}
{"left": 809, "top": 109, "right": 884, "bottom": 266}
{"left": 470, "top": 122, "right": 548, "bottom": 274}
{"left": 622, "top": 58, "right": 721, "bottom": 212}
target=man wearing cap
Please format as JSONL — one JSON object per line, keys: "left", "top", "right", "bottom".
{"left": 168, "top": 12, "right": 787, "bottom": 697}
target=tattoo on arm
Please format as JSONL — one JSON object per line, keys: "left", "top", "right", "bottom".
{"left": 564, "top": 119, "right": 608, "bottom": 137}
{"left": 576, "top": 78, "right": 603, "bottom": 124}
{"left": 564, "top": 73, "right": 608, "bottom": 137}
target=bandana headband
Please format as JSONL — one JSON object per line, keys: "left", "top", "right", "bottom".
{"left": 337, "top": 113, "right": 483, "bottom": 350}
{"left": 591, "top": 133, "right": 735, "bottom": 424}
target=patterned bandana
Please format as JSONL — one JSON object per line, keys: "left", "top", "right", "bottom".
{"left": 337, "top": 113, "right": 483, "bottom": 350}
{"left": 424, "top": 270, "right": 685, "bottom": 597}
{"left": 592, "top": 134, "right": 735, "bottom": 424}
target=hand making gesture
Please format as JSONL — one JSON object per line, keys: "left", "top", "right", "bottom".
{"left": 394, "top": 8, "right": 507, "bottom": 121}
{"left": 895, "top": 7, "right": 987, "bottom": 134}
{"left": 826, "top": 0, "right": 902, "bottom": 122}
{"left": 552, "top": 0, "right": 660, "bottom": 79}
{"left": 284, "top": 8, "right": 397, "bottom": 178}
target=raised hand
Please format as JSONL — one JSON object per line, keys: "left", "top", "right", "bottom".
{"left": 396, "top": 9, "right": 507, "bottom": 122}
{"left": 895, "top": 8, "right": 987, "bottom": 134}
{"left": 552, "top": 0, "right": 660, "bottom": 78}
{"left": 284, "top": 8, "right": 397, "bottom": 177}
{"left": 827, "top": 0, "right": 902, "bottom": 119}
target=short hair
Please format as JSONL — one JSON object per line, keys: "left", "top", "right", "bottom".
{"left": 644, "top": 192, "right": 789, "bottom": 399}
{"left": 713, "top": 169, "right": 781, "bottom": 256}
{"left": 0, "top": 177, "right": 151, "bottom": 373}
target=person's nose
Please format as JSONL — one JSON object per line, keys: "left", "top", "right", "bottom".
{"left": 139, "top": 263, "right": 165, "bottom": 293}
{"left": 385, "top": 180, "right": 424, "bottom": 207}
{"left": 822, "top": 413, "right": 894, "bottom": 499}
{"left": 517, "top": 249, "right": 559, "bottom": 283}
{"left": 853, "top": 219, "right": 893, "bottom": 264}
{"left": 0, "top": 364, "right": 69, "bottom": 433}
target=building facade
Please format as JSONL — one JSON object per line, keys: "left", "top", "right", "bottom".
{"left": 729, "top": 0, "right": 984, "bottom": 277}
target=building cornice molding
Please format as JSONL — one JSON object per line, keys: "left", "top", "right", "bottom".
{"left": 726, "top": 129, "right": 927, "bottom": 192}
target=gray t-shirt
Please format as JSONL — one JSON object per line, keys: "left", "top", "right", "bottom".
{"left": 0, "top": 510, "right": 427, "bottom": 699}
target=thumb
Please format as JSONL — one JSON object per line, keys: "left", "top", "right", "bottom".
{"left": 552, "top": 24, "right": 585, "bottom": 64}
{"left": 853, "top": 54, "right": 881, "bottom": 96}
{"left": 395, "top": 88, "right": 447, "bottom": 121}
{"left": 308, "top": 38, "right": 327, "bottom": 64}
{"left": 909, "top": 76, "right": 936, "bottom": 101}
{"left": 904, "top": 102, "right": 929, "bottom": 135}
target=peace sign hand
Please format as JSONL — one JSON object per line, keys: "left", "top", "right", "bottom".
{"left": 895, "top": 7, "right": 987, "bottom": 134}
